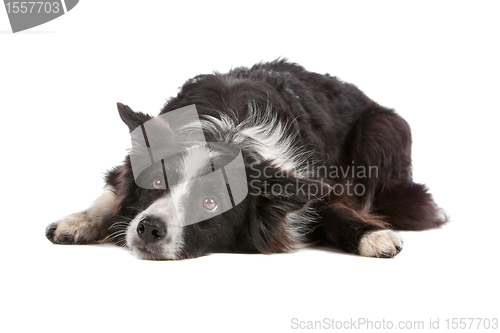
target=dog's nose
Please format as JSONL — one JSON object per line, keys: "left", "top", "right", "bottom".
{"left": 136, "top": 217, "right": 166, "bottom": 244}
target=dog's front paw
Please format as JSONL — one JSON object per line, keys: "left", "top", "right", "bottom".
{"left": 358, "top": 230, "right": 403, "bottom": 258}
{"left": 45, "top": 212, "right": 102, "bottom": 245}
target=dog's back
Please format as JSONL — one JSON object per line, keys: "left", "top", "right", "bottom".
{"left": 161, "top": 59, "right": 446, "bottom": 229}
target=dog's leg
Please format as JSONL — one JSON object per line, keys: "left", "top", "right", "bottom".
{"left": 320, "top": 202, "right": 403, "bottom": 258}
{"left": 46, "top": 188, "right": 117, "bottom": 245}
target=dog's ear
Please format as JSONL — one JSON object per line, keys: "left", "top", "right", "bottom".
{"left": 247, "top": 161, "right": 331, "bottom": 207}
{"left": 117, "top": 102, "right": 153, "bottom": 132}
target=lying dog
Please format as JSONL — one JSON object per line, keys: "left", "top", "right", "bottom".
{"left": 46, "top": 60, "right": 447, "bottom": 260}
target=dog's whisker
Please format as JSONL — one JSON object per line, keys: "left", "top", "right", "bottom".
{"left": 108, "top": 231, "right": 127, "bottom": 241}
{"left": 127, "top": 206, "right": 143, "bottom": 213}
{"left": 101, "top": 228, "right": 128, "bottom": 244}
{"left": 113, "top": 215, "right": 132, "bottom": 221}
{"left": 109, "top": 222, "right": 130, "bottom": 228}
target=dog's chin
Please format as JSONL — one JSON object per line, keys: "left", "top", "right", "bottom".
{"left": 126, "top": 236, "right": 179, "bottom": 260}
{"left": 131, "top": 246, "right": 177, "bottom": 260}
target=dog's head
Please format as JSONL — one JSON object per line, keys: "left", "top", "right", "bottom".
{"left": 113, "top": 103, "right": 330, "bottom": 260}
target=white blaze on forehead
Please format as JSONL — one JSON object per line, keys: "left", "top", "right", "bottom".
{"left": 181, "top": 145, "right": 214, "bottom": 182}
{"left": 142, "top": 194, "right": 179, "bottom": 222}
{"left": 170, "top": 146, "right": 221, "bottom": 226}
{"left": 167, "top": 145, "right": 216, "bottom": 225}
{"left": 170, "top": 181, "right": 189, "bottom": 226}
{"left": 138, "top": 146, "right": 212, "bottom": 225}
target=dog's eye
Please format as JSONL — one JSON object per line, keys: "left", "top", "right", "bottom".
{"left": 203, "top": 198, "right": 218, "bottom": 212}
{"left": 152, "top": 178, "right": 164, "bottom": 189}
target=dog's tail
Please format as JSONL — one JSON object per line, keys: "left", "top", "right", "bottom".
{"left": 346, "top": 105, "right": 448, "bottom": 231}
{"left": 373, "top": 182, "right": 449, "bottom": 231}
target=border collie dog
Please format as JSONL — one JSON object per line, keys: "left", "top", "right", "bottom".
{"left": 46, "top": 60, "right": 447, "bottom": 260}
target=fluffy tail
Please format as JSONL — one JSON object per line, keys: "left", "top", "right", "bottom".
{"left": 373, "top": 182, "right": 449, "bottom": 231}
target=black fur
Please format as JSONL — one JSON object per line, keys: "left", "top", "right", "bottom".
{"left": 50, "top": 59, "right": 448, "bottom": 259}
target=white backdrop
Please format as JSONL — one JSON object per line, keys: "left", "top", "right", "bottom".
{"left": 1, "top": 1, "right": 499, "bottom": 332}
